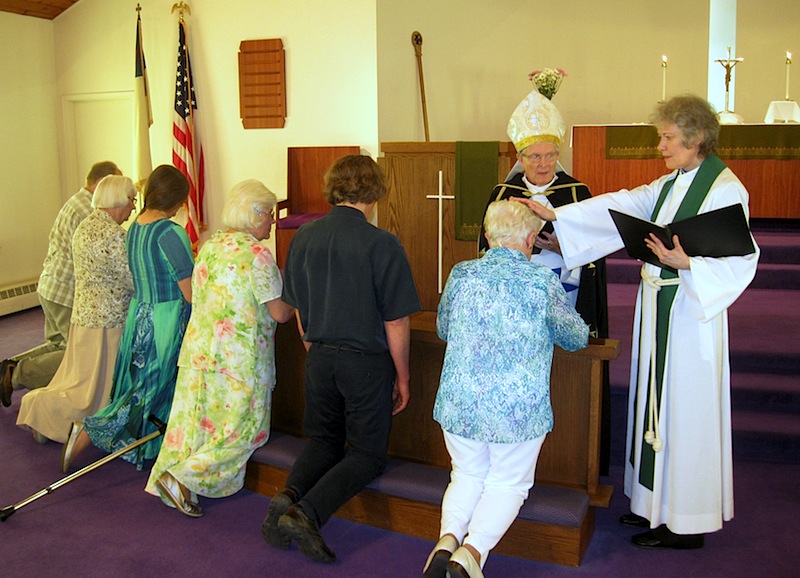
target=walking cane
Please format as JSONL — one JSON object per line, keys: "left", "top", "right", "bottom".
{"left": 0, "top": 416, "right": 167, "bottom": 522}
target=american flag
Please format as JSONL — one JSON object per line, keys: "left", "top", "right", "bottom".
{"left": 134, "top": 10, "right": 152, "bottom": 186}
{"left": 172, "top": 19, "right": 205, "bottom": 249}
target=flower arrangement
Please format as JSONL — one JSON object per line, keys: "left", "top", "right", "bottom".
{"left": 528, "top": 67, "right": 568, "bottom": 100}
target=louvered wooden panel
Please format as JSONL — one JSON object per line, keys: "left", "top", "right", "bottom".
{"left": 238, "top": 38, "right": 286, "bottom": 129}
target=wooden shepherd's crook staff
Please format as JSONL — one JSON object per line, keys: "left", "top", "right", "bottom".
{"left": 411, "top": 31, "right": 430, "bottom": 142}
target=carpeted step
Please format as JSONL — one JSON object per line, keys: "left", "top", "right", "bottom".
{"left": 730, "top": 352, "right": 800, "bottom": 375}
{"left": 731, "top": 373, "right": 800, "bottom": 413}
{"left": 751, "top": 232, "right": 800, "bottom": 264}
{"left": 606, "top": 257, "right": 800, "bottom": 290}
{"left": 606, "top": 281, "right": 800, "bottom": 465}
{"left": 750, "top": 217, "right": 800, "bottom": 232}
{"left": 751, "top": 263, "right": 800, "bottom": 290}
{"left": 606, "top": 229, "right": 798, "bottom": 264}
{"left": 732, "top": 411, "right": 800, "bottom": 464}
{"left": 249, "top": 431, "right": 591, "bottom": 529}
{"left": 606, "top": 289, "right": 800, "bottom": 388}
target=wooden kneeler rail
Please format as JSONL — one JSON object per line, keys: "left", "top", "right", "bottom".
{"left": 244, "top": 452, "right": 594, "bottom": 567}
{"left": 253, "top": 309, "right": 618, "bottom": 567}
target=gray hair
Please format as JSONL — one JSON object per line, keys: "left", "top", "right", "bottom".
{"left": 222, "top": 179, "right": 278, "bottom": 231}
{"left": 651, "top": 95, "right": 719, "bottom": 157}
{"left": 484, "top": 200, "right": 543, "bottom": 249}
{"left": 92, "top": 175, "right": 135, "bottom": 209}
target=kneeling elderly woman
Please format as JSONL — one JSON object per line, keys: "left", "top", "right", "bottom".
{"left": 145, "top": 179, "right": 294, "bottom": 517}
{"left": 424, "top": 200, "right": 589, "bottom": 578}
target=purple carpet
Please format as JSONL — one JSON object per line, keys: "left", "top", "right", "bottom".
{"left": 0, "top": 402, "right": 798, "bottom": 577}
{"left": 2, "top": 219, "right": 799, "bottom": 578}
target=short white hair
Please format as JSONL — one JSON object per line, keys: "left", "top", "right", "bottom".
{"left": 92, "top": 175, "right": 135, "bottom": 209}
{"left": 484, "top": 200, "right": 543, "bottom": 248}
{"left": 221, "top": 179, "right": 278, "bottom": 230}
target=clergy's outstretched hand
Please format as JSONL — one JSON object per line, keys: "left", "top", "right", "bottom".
{"left": 510, "top": 197, "right": 556, "bottom": 222}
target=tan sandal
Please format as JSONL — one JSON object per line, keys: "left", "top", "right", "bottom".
{"left": 156, "top": 471, "right": 203, "bottom": 518}
{"left": 423, "top": 534, "right": 459, "bottom": 578}
{"left": 447, "top": 547, "right": 484, "bottom": 578}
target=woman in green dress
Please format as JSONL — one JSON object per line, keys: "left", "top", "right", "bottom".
{"left": 61, "top": 165, "right": 194, "bottom": 473}
{"left": 145, "top": 179, "right": 293, "bottom": 517}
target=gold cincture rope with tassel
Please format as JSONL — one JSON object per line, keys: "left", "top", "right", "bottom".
{"left": 640, "top": 267, "right": 681, "bottom": 453}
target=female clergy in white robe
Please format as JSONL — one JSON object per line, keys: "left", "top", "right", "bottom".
{"left": 518, "top": 95, "right": 760, "bottom": 546}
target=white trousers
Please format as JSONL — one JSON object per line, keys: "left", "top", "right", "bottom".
{"left": 440, "top": 431, "right": 546, "bottom": 568}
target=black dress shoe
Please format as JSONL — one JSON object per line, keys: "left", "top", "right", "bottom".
{"left": 262, "top": 488, "right": 299, "bottom": 550}
{"left": 278, "top": 504, "right": 336, "bottom": 564}
{"left": 632, "top": 526, "right": 705, "bottom": 549}
{"left": 619, "top": 512, "right": 650, "bottom": 528}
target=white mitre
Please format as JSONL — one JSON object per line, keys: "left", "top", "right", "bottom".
{"left": 507, "top": 87, "right": 567, "bottom": 152}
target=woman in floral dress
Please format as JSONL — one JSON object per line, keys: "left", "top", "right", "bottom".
{"left": 145, "top": 179, "right": 293, "bottom": 517}
{"left": 61, "top": 165, "right": 193, "bottom": 473}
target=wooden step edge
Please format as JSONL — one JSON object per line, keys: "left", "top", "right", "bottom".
{"left": 245, "top": 460, "right": 593, "bottom": 567}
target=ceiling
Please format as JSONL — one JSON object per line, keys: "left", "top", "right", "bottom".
{"left": 0, "top": 0, "right": 80, "bottom": 20}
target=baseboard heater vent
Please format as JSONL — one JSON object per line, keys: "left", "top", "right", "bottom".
{"left": 0, "top": 281, "right": 39, "bottom": 316}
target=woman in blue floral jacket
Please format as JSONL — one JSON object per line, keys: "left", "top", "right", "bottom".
{"left": 423, "top": 200, "right": 589, "bottom": 578}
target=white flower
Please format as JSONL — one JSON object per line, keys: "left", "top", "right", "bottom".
{"left": 528, "top": 67, "right": 568, "bottom": 100}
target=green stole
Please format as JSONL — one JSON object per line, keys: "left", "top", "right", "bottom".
{"left": 635, "top": 155, "right": 727, "bottom": 490}
{"left": 455, "top": 141, "right": 499, "bottom": 241}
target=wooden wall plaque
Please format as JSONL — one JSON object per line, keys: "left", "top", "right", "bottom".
{"left": 238, "top": 39, "right": 286, "bottom": 129}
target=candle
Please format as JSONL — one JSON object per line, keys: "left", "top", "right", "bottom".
{"left": 661, "top": 55, "right": 668, "bottom": 103}
{"left": 786, "top": 51, "right": 792, "bottom": 101}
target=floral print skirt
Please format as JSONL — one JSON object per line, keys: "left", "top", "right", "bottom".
{"left": 145, "top": 367, "right": 272, "bottom": 502}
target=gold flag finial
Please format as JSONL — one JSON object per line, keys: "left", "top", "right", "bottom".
{"left": 171, "top": 2, "right": 191, "bottom": 21}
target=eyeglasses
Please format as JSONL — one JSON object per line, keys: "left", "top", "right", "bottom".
{"left": 521, "top": 152, "right": 559, "bottom": 163}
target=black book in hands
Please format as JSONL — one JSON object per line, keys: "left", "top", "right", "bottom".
{"left": 608, "top": 204, "right": 756, "bottom": 273}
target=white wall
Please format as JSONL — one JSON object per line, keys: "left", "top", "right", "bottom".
{"left": 52, "top": 0, "right": 380, "bottom": 242}
{"left": 376, "top": 0, "right": 800, "bottom": 173}
{"left": 377, "top": 0, "right": 710, "bottom": 173}
{"left": 0, "top": 12, "right": 60, "bottom": 288}
{"left": 737, "top": 0, "right": 800, "bottom": 121}
{"left": 2, "top": 0, "right": 800, "bottom": 293}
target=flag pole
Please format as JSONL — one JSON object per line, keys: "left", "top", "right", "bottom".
{"left": 171, "top": 1, "right": 205, "bottom": 250}
{"left": 134, "top": 3, "right": 153, "bottom": 193}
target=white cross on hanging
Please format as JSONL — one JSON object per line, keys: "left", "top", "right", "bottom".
{"left": 425, "top": 170, "right": 455, "bottom": 294}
